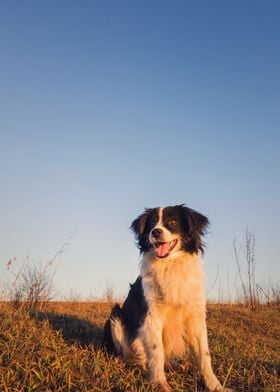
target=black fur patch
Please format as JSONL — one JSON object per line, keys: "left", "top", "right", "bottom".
{"left": 177, "top": 205, "right": 209, "bottom": 253}
{"left": 130, "top": 208, "right": 159, "bottom": 253}
{"left": 121, "top": 276, "right": 148, "bottom": 339}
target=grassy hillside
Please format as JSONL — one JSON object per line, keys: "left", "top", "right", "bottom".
{"left": 0, "top": 302, "right": 279, "bottom": 391}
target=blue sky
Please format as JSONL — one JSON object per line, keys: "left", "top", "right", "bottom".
{"left": 1, "top": 1, "right": 279, "bottom": 300}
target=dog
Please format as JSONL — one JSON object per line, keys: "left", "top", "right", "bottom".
{"left": 104, "top": 204, "right": 224, "bottom": 391}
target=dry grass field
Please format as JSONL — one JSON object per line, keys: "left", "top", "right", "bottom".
{"left": 0, "top": 302, "right": 279, "bottom": 391}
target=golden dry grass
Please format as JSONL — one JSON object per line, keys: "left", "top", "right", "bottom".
{"left": 0, "top": 302, "right": 279, "bottom": 391}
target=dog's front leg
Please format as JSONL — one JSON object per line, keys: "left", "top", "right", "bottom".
{"left": 140, "top": 313, "right": 171, "bottom": 392}
{"left": 189, "top": 319, "right": 222, "bottom": 392}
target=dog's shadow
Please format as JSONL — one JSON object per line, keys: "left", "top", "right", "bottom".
{"left": 31, "top": 311, "right": 103, "bottom": 348}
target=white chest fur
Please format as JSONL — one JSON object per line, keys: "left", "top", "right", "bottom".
{"left": 140, "top": 251, "right": 206, "bottom": 307}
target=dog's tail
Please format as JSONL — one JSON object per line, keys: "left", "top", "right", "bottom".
{"left": 103, "top": 304, "right": 124, "bottom": 354}
{"left": 103, "top": 304, "right": 134, "bottom": 358}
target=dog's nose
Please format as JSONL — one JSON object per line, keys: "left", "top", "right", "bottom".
{"left": 151, "top": 228, "right": 163, "bottom": 238}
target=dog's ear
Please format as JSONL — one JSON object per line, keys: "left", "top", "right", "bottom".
{"left": 179, "top": 205, "right": 209, "bottom": 253}
{"left": 130, "top": 208, "right": 152, "bottom": 240}
{"left": 187, "top": 208, "right": 209, "bottom": 236}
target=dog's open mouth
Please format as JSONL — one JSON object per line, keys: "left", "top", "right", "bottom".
{"left": 154, "top": 239, "right": 178, "bottom": 258}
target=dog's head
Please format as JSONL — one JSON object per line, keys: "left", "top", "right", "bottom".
{"left": 131, "top": 204, "right": 209, "bottom": 258}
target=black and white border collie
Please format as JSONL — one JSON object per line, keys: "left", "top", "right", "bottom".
{"left": 104, "top": 204, "right": 224, "bottom": 392}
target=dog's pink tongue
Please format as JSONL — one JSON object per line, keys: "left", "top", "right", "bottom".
{"left": 156, "top": 243, "right": 170, "bottom": 257}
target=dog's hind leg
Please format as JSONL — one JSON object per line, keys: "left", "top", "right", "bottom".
{"left": 104, "top": 304, "right": 134, "bottom": 359}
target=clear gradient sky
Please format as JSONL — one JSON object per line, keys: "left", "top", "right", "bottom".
{"left": 1, "top": 1, "right": 279, "bottom": 300}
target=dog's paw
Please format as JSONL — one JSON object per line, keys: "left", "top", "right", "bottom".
{"left": 157, "top": 380, "right": 172, "bottom": 392}
{"left": 213, "top": 386, "right": 233, "bottom": 392}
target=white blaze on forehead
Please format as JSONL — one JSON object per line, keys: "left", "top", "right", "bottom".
{"left": 148, "top": 206, "right": 181, "bottom": 258}
{"left": 157, "top": 207, "right": 163, "bottom": 226}
{"left": 150, "top": 207, "right": 175, "bottom": 242}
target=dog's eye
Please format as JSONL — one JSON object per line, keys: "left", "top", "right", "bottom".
{"left": 169, "top": 220, "right": 177, "bottom": 227}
